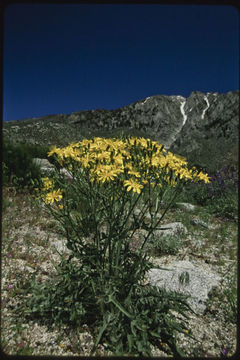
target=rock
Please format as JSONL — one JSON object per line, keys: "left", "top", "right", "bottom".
{"left": 153, "top": 222, "right": 187, "bottom": 238}
{"left": 33, "top": 158, "right": 56, "bottom": 174}
{"left": 49, "top": 239, "right": 71, "bottom": 255}
{"left": 133, "top": 208, "right": 162, "bottom": 222}
{"left": 41, "top": 167, "right": 55, "bottom": 174}
{"left": 176, "top": 202, "right": 196, "bottom": 211}
{"left": 133, "top": 222, "right": 187, "bottom": 245}
{"left": 147, "top": 260, "right": 221, "bottom": 314}
{"left": 132, "top": 222, "right": 187, "bottom": 253}
{"left": 190, "top": 218, "right": 209, "bottom": 228}
{"left": 39, "top": 261, "right": 58, "bottom": 277}
{"left": 170, "top": 91, "right": 238, "bottom": 169}
{"left": 33, "top": 158, "right": 73, "bottom": 179}
{"left": 33, "top": 158, "right": 55, "bottom": 169}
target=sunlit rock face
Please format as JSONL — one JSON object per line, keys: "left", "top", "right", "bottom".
{"left": 3, "top": 90, "right": 238, "bottom": 168}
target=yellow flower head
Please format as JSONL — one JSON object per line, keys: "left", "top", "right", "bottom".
{"left": 128, "top": 169, "right": 141, "bottom": 178}
{"left": 44, "top": 189, "right": 63, "bottom": 204}
{"left": 197, "top": 171, "right": 211, "bottom": 183}
{"left": 124, "top": 178, "right": 144, "bottom": 194}
{"left": 96, "top": 165, "right": 121, "bottom": 183}
{"left": 48, "top": 145, "right": 59, "bottom": 157}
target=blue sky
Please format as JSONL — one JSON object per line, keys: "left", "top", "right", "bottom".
{"left": 3, "top": 3, "right": 239, "bottom": 122}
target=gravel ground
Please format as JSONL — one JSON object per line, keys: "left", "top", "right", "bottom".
{"left": 1, "top": 189, "right": 237, "bottom": 356}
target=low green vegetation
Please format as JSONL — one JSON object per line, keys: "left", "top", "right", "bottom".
{"left": 148, "top": 234, "right": 184, "bottom": 256}
{"left": 177, "top": 165, "right": 238, "bottom": 222}
{"left": 2, "top": 139, "right": 50, "bottom": 190}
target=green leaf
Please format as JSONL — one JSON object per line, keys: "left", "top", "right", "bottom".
{"left": 175, "top": 343, "right": 186, "bottom": 357}
{"left": 130, "top": 321, "right": 137, "bottom": 337}
{"left": 149, "top": 330, "right": 160, "bottom": 338}
{"left": 108, "top": 294, "right": 133, "bottom": 319}
{"left": 127, "top": 333, "right": 133, "bottom": 353}
{"left": 90, "top": 313, "right": 112, "bottom": 355}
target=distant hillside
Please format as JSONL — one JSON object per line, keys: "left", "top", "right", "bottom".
{"left": 3, "top": 90, "right": 239, "bottom": 171}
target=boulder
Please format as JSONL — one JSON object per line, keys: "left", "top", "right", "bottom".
{"left": 33, "top": 158, "right": 73, "bottom": 179}
{"left": 133, "top": 208, "right": 162, "bottom": 222}
{"left": 154, "top": 222, "right": 187, "bottom": 237}
{"left": 135, "top": 222, "right": 187, "bottom": 247}
{"left": 190, "top": 218, "right": 209, "bottom": 228}
{"left": 49, "top": 239, "right": 71, "bottom": 254}
{"left": 33, "top": 158, "right": 55, "bottom": 174}
{"left": 33, "top": 158, "right": 55, "bottom": 169}
{"left": 176, "top": 202, "right": 196, "bottom": 211}
{"left": 147, "top": 260, "right": 221, "bottom": 314}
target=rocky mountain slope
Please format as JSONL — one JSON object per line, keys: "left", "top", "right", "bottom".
{"left": 3, "top": 90, "right": 239, "bottom": 169}
{"left": 170, "top": 91, "right": 239, "bottom": 169}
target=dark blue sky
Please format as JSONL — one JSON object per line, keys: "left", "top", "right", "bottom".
{"left": 3, "top": 3, "right": 239, "bottom": 122}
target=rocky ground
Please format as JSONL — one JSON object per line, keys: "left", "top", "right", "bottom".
{"left": 1, "top": 187, "right": 238, "bottom": 357}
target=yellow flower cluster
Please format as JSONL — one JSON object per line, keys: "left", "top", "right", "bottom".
{"left": 42, "top": 177, "right": 54, "bottom": 190}
{"left": 40, "top": 176, "right": 63, "bottom": 205}
{"left": 42, "top": 136, "right": 210, "bottom": 202}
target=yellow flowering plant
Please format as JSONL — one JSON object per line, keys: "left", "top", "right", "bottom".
{"left": 27, "top": 135, "right": 210, "bottom": 356}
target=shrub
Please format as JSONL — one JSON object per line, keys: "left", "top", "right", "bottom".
{"left": 2, "top": 162, "right": 9, "bottom": 186}
{"left": 181, "top": 165, "right": 238, "bottom": 220}
{"left": 2, "top": 140, "right": 42, "bottom": 190}
{"left": 183, "top": 181, "right": 210, "bottom": 206}
{"left": 19, "top": 142, "right": 50, "bottom": 159}
{"left": 207, "top": 192, "right": 238, "bottom": 221}
{"left": 25, "top": 136, "right": 210, "bottom": 356}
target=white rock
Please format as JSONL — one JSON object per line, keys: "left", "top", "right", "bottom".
{"left": 133, "top": 208, "right": 162, "bottom": 222}
{"left": 33, "top": 158, "right": 54, "bottom": 169}
{"left": 154, "top": 222, "right": 187, "bottom": 237}
{"left": 147, "top": 260, "right": 221, "bottom": 314}
{"left": 176, "top": 202, "right": 196, "bottom": 211}
{"left": 190, "top": 218, "right": 208, "bottom": 228}
{"left": 49, "top": 239, "right": 71, "bottom": 254}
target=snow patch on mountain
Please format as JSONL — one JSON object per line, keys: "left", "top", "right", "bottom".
{"left": 142, "top": 97, "right": 150, "bottom": 105}
{"left": 201, "top": 96, "right": 210, "bottom": 119}
{"left": 180, "top": 99, "right": 187, "bottom": 126}
{"left": 164, "top": 97, "right": 188, "bottom": 149}
{"left": 176, "top": 95, "right": 185, "bottom": 100}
